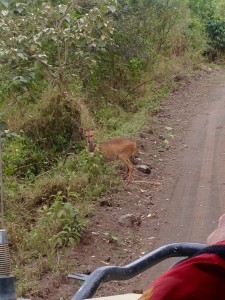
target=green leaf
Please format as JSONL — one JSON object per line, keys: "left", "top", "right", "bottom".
{"left": 17, "top": 52, "right": 28, "bottom": 60}
{"left": 1, "top": 9, "right": 9, "bottom": 16}
{"left": 107, "top": 5, "right": 116, "bottom": 13}
{"left": 59, "top": 4, "right": 67, "bottom": 14}
{"left": 64, "top": 15, "right": 70, "bottom": 23}
{"left": 0, "top": 0, "right": 9, "bottom": 8}
{"left": 14, "top": 76, "right": 29, "bottom": 83}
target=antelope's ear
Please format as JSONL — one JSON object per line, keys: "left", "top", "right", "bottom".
{"left": 79, "top": 127, "right": 85, "bottom": 136}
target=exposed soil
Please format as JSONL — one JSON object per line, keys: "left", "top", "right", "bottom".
{"left": 35, "top": 66, "right": 225, "bottom": 300}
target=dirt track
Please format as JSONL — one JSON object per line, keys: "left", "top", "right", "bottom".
{"left": 40, "top": 67, "right": 225, "bottom": 300}
{"left": 142, "top": 67, "right": 225, "bottom": 283}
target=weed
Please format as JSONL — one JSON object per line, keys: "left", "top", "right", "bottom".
{"left": 29, "top": 192, "right": 84, "bottom": 252}
{"left": 105, "top": 231, "right": 119, "bottom": 244}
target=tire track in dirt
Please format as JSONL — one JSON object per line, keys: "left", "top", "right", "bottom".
{"left": 188, "top": 108, "right": 216, "bottom": 243}
{"left": 188, "top": 91, "right": 225, "bottom": 243}
{"left": 142, "top": 78, "right": 225, "bottom": 287}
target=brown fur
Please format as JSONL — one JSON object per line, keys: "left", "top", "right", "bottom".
{"left": 80, "top": 128, "right": 137, "bottom": 183}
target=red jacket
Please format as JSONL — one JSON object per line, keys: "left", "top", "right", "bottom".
{"left": 139, "top": 241, "right": 225, "bottom": 300}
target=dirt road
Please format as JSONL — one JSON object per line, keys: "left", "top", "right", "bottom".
{"left": 41, "top": 67, "right": 225, "bottom": 300}
{"left": 142, "top": 68, "right": 225, "bottom": 284}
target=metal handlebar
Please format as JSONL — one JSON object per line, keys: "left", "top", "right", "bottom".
{"left": 69, "top": 242, "right": 206, "bottom": 300}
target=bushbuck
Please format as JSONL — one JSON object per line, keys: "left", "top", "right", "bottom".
{"left": 80, "top": 128, "right": 137, "bottom": 183}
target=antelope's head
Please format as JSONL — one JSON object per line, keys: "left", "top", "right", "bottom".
{"left": 84, "top": 129, "right": 94, "bottom": 144}
{"left": 79, "top": 128, "right": 95, "bottom": 152}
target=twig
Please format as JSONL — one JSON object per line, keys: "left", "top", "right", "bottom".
{"left": 133, "top": 180, "right": 151, "bottom": 184}
{"left": 63, "top": 152, "right": 76, "bottom": 165}
{"left": 57, "top": 0, "right": 77, "bottom": 29}
{"left": 121, "top": 80, "right": 152, "bottom": 102}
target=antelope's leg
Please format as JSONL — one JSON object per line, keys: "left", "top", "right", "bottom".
{"left": 118, "top": 155, "right": 134, "bottom": 183}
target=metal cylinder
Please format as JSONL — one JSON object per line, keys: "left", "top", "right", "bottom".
{"left": 0, "top": 230, "right": 10, "bottom": 276}
{"left": 0, "top": 230, "right": 17, "bottom": 300}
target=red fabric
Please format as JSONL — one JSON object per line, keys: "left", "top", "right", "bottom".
{"left": 140, "top": 241, "right": 225, "bottom": 300}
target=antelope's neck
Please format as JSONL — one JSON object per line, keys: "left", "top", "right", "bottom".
{"left": 88, "top": 141, "right": 96, "bottom": 153}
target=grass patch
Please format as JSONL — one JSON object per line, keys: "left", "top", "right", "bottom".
{"left": 4, "top": 141, "right": 119, "bottom": 296}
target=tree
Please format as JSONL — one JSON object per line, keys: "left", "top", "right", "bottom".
{"left": 0, "top": 0, "right": 117, "bottom": 93}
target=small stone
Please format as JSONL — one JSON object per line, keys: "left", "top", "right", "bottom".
{"left": 118, "top": 214, "right": 141, "bottom": 227}
{"left": 165, "top": 126, "right": 173, "bottom": 131}
{"left": 136, "top": 164, "right": 151, "bottom": 174}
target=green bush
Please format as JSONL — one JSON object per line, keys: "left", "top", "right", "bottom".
{"left": 3, "top": 134, "right": 55, "bottom": 179}
{"left": 189, "top": 0, "right": 225, "bottom": 59}
{"left": 206, "top": 19, "right": 225, "bottom": 58}
{"left": 30, "top": 192, "right": 84, "bottom": 253}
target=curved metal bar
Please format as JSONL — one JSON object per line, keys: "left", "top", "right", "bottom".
{"left": 70, "top": 242, "right": 206, "bottom": 300}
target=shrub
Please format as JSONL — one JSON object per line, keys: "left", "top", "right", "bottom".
{"left": 29, "top": 192, "right": 84, "bottom": 254}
